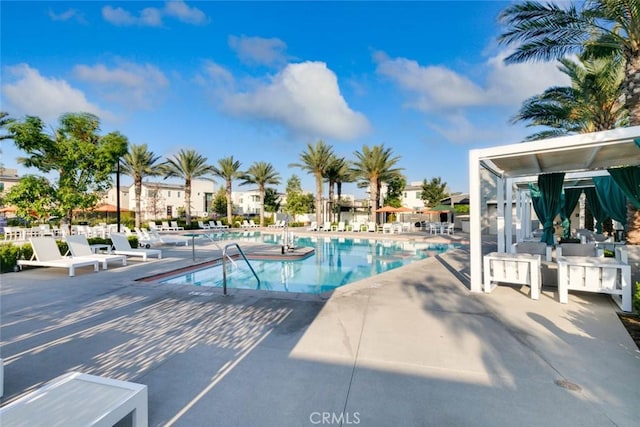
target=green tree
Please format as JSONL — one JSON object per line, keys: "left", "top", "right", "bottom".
{"left": 263, "top": 188, "right": 281, "bottom": 213}
{"left": 211, "top": 156, "right": 243, "bottom": 226}
{"left": 420, "top": 177, "right": 448, "bottom": 208}
{"left": 385, "top": 175, "right": 407, "bottom": 208}
{"left": 0, "top": 112, "right": 15, "bottom": 175}
{"left": 160, "top": 149, "right": 215, "bottom": 226}
{"left": 120, "top": 143, "right": 163, "bottom": 229}
{"left": 289, "top": 141, "right": 334, "bottom": 227}
{"left": 286, "top": 175, "right": 302, "bottom": 193}
{"left": 499, "top": 0, "right": 640, "bottom": 243}
{"left": 239, "top": 161, "right": 281, "bottom": 226}
{"left": 212, "top": 187, "right": 227, "bottom": 216}
{"left": 284, "top": 175, "right": 314, "bottom": 221}
{"left": 9, "top": 113, "right": 128, "bottom": 228}
{"left": 350, "top": 144, "right": 403, "bottom": 223}
{"left": 4, "top": 175, "right": 56, "bottom": 221}
{"left": 512, "top": 55, "right": 627, "bottom": 140}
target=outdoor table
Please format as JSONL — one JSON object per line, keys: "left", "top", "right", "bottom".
{"left": 90, "top": 244, "right": 112, "bottom": 254}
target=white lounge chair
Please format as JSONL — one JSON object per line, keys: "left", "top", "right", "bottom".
{"left": 65, "top": 234, "right": 127, "bottom": 270}
{"left": 18, "top": 237, "right": 100, "bottom": 277}
{"left": 367, "top": 222, "right": 377, "bottom": 232}
{"left": 170, "top": 221, "right": 184, "bottom": 231}
{"left": 111, "top": 233, "right": 162, "bottom": 261}
{"left": 198, "top": 221, "right": 211, "bottom": 230}
{"left": 215, "top": 221, "right": 229, "bottom": 230}
{"left": 148, "top": 229, "right": 190, "bottom": 246}
{"left": 306, "top": 221, "right": 318, "bottom": 231}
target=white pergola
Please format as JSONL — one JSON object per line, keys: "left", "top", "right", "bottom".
{"left": 468, "top": 126, "right": 640, "bottom": 293}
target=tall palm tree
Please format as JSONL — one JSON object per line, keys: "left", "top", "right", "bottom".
{"left": 211, "top": 156, "right": 243, "bottom": 226}
{"left": 120, "top": 144, "right": 163, "bottom": 228}
{"left": 324, "top": 156, "right": 353, "bottom": 222}
{"left": 334, "top": 160, "right": 355, "bottom": 223}
{"left": 499, "top": 0, "right": 640, "bottom": 244}
{"left": 289, "top": 141, "right": 334, "bottom": 227}
{"left": 239, "top": 161, "right": 281, "bottom": 226}
{"left": 350, "top": 144, "right": 403, "bottom": 223}
{"left": 0, "top": 111, "right": 15, "bottom": 175}
{"left": 513, "top": 55, "right": 627, "bottom": 140}
{"left": 160, "top": 149, "right": 215, "bottom": 226}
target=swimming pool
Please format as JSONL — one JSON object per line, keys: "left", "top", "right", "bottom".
{"left": 160, "top": 235, "right": 461, "bottom": 294}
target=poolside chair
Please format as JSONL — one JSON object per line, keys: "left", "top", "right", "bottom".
{"left": 65, "top": 234, "right": 127, "bottom": 270}
{"left": 249, "top": 220, "right": 260, "bottom": 228}
{"left": 322, "top": 222, "right": 332, "bottom": 232}
{"left": 170, "top": 221, "right": 184, "bottom": 231}
{"left": 198, "top": 221, "right": 211, "bottom": 230}
{"left": 111, "top": 233, "right": 162, "bottom": 261}
{"left": 216, "top": 221, "right": 229, "bottom": 230}
{"left": 367, "top": 222, "right": 377, "bottom": 232}
{"left": 148, "top": 222, "right": 160, "bottom": 232}
{"left": 306, "top": 221, "right": 318, "bottom": 231}
{"left": 18, "top": 237, "right": 100, "bottom": 277}
{"left": 336, "top": 222, "right": 346, "bottom": 232}
{"left": 161, "top": 221, "right": 174, "bottom": 231}
{"left": 148, "top": 229, "right": 191, "bottom": 246}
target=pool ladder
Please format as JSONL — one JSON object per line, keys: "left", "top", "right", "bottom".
{"left": 222, "top": 243, "right": 260, "bottom": 295}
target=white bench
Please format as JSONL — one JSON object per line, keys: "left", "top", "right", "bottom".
{"left": 483, "top": 252, "right": 542, "bottom": 300}
{"left": 0, "top": 372, "right": 148, "bottom": 427}
{"left": 557, "top": 256, "right": 632, "bottom": 312}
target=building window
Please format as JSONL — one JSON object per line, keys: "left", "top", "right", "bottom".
{"left": 404, "top": 192, "right": 407, "bottom": 198}
{"left": 177, "top": 191, "right": 180, "bottom": 198}
{"left": 167, "top": 191, "right": 171, "bottom": 197}
{"left": 166, "top": 206, "right": 172, "bottom": 218}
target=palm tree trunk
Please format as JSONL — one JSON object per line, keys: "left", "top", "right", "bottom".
{"left": 328, "top": 180, "right": 335, "bottom": 222}
{"left": 185, "top": 179, "right": 192, "bottom": 226}
{"left": 370, "top": 177, "right": 378, "bottom": 223}
{"left": 315, "top": 173, "right": 323, "bottom": 227}
{"left": 337, "top": 182, "right": 343, "bottom": 222}
{"left": 259, "top": 184, "right": 265, "bottom": 227}
{"left": 226, "top": 180, "right": 233, "bottom": 225}
{"left": 134, "top": 177, "right": 142, "bottom": 229}
{"left": 624, "top": 52, "right": 640, "bottom": 245}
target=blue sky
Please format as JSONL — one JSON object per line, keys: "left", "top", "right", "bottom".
{"left": 1, "top": 1, "right": 569, "bottom": 197}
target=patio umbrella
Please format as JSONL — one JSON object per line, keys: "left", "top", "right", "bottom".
{"left": 91, "top": 203, "right": 131, "bottom": 221}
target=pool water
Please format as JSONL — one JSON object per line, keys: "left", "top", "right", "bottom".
{"left": 160, "top": 236, "right": 460, "bottom": 294}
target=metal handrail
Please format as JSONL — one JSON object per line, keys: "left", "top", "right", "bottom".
{"left": 222, "top": 243, "right": 260, "bottom": 295}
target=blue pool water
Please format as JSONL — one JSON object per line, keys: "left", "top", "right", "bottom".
{"left": 160, "top": 235, "right": 460, "bottom": 294}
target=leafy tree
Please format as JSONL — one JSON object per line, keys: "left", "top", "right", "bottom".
{"left": 160, "top": 149, "right": 215, "bottom": 226}
{"left": 8, "top": 113, "right": 128, "bottom": 228}
{"left": 286, "top": 174, "right": 302, "bottom": 193}
{"left": 350, "top": 144, "right": 403, "bottom": 223}
{"left": 420, "top": 177, "right": 448, "bottom": 208}
{"left": 284, "top": 175, "right": 314, "bottom": 220}
{"left": 263, "top": 188, "right": 281, "bottom": 213}
{"left": 512, "top": 55, "right": 627, "bottom": 140}
{"left": 289, "top": 141, "right": 334, "bottom": 227}
{"left": 212, "top": 187, "right": 228, "bottom": 216}
{"left": 239, "top": 161, "right": 281, "bottom": 226}
{"left": 211, "top": 156, "right": 243, "bottom": 226}
{"left": 4, "top": 175, "right": 56, "bottom": 221}
{"left": 384, "top": 175, "right": 406, "bottom": 208}
{"left": 120, "top": 143, "right": 163, "bottom": 228}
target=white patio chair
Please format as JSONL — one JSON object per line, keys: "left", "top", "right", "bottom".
{"left": 18, "top": 237, "right": 100, "bottom": 277}
{"left": 170, "top": 221, "right": 184, "bottom": 231}
{"left": 65, "top": 234, "right": 126, "bottom": 270}
{"left": 198, "top": 221, "right": 211, "bottom": 230}
{"left": 111, "top": 233, "right": 162, "bottom": 261}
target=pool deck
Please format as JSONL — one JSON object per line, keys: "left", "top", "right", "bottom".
{"left": 1, "top": 228, "right": 638, "bottom": 426}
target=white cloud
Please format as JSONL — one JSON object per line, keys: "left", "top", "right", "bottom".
{"left": 200, "top": 61, "right": 235, "bottom": 88}
{"left": 217, "top": 61, "right": 370, "bottom": 141}
{"left": 1, "top": 64, "right": 113, "bottom": 123}
{"left": 102, "top": 1, "right": 207, "bottom": 27}
{"left": 164, "top": 0, "right": 207, "bottom": 25}
{"left": 228, "top": 35, "right": 287, "bottom": 67}
{"left": 73, "top": 61, "right": 169, "bottom": 109}
{"left": 374, "top": 50, "right": 569, "bottom": 112}
{"left": 48, "top": 8, "right": 86, "bottom": 24}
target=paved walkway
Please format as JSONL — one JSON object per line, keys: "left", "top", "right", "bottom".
{"left": 1, "top": 231, "right": 638, "bottom": 426}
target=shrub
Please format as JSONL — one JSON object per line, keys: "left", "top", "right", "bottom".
{"left": 634, "top": 282, "right": 640, "bottom": 314}
{"left": 0, "top": 243, "right": 20, "bottom": 273}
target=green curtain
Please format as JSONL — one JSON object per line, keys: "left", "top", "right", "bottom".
{"left": 538, "top": 173, "right": 565, "bottom": 245}
{"left": 584, "top": 187, "right": 608, "bottom": 233}
{"left": 593, "top": 176, "right": 627, "bottom": 227}
{"left": 560, "top": 188, "right": 582, "bottom": 238}
{"left": 528, "top": 183, "right": 544, "bottom": 222}
{"left": 608, "top": 166, "right": 640, "bottom": 209}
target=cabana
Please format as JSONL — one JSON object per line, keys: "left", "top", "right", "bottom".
{"left": 468, "top": 126, "right": 640, "bottom": 297}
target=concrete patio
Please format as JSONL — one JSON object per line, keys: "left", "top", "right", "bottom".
{"left": 1, "top": 231, "right": 638, "bottom": 426}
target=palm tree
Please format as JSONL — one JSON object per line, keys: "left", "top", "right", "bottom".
{"left": 120, "top": 144, "right": 163, "bottom": 229}
{"left": 499, "top": 0, "right": 640, "bottom": 125}
{"left": 499, "top": 0, "right": 640, "bottom": 244}
{"left": 289, "top": 141, "right": 334, "bottom": 227}
{"left": 239, "top": 161, "right": 281, "bottom": 226}
{"left": 324, "top": 156, "right": 353, "bottom": 222}
{"left": 513, "top": 55, "right": 627, "bottom": 140}
{"left": 211, "top": 156, "right": 243, "bottom": 226}
{"left": 350, "top": 144, "right": 403, "bottom": 223}
{"left": 0, "top": 112, "right": 15, "bottom": 175}
{"left": 160, "top": 149, "right": 215, "bottom": 226}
